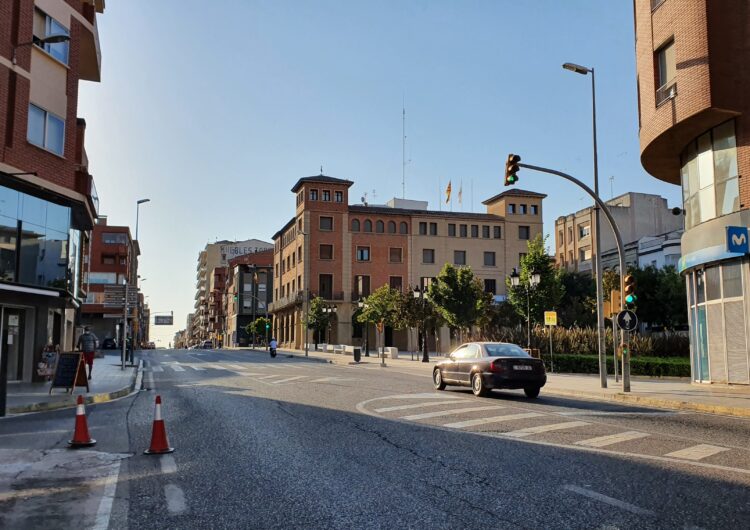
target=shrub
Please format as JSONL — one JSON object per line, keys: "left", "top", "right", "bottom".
{"left": 542, "top": 354, "right": 690, "bottom": 378}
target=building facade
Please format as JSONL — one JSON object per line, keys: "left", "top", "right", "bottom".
{"left": 222, "top": 250, "right": 273, "bottom": 347}
{"left": 0, "top": 0, "right": 104, "bottom": 385}
{"left": 634, "top": 0, "right": 750, "bottom": 384}
{"left": 270, "top": 175, "right": 545, "bottom": 352}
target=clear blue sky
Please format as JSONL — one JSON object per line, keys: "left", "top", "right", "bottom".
{"left": 78, "top": 0, "right": 682, "bottom": 345}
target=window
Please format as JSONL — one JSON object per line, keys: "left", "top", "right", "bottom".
{"left": 387, "top": 221, "right": 396, "bottom": 233}
{"left": 519, "top": 226, "right": 530, "bottom": 240}
{"left": 568, "top": 227, "right": 573, "bottom": 242}
{"left": 102, "top": 232, "right": 127, "bottom": 244}
{"left": 319, "top": 274, "right": 333, "bottom": 300}
{"left": 429, "top": 222, "right": 438, "bottom": 236}
{"left": 351, "top": 219, "right": 360, "bottom": 232}
{"left": 508, "top": 204, "right": 516, "bottom": 214}
{"left": 320, "top": 244, "right": 333, "bottom": 260}
{"left": 320, "top": 216, "right": 333, "bottom": 230}
{"left": 420, "top": 277, "right": 435, "bottom": 291}
{"left": 376, "top": 220, "right": 385, "bottom": 233}
{"left": 482, "top": 225, "right": 490, "bottom": 238}
{"left": 322, "top": 190, "right": 331, "bottom": 202}
{"left": 335, "top": 191, "right": 343, "bottom": 203}
{"left": 27, "top": 104, "right": 65, "bottom": 156}
{"left": 356, "top": 246, "right": 370, "bottom": 261}
{"left": 454, "top": 251, "right": 466, "bottom": 265}
{"left": 34, "top": 10, "right": 70, "bottom": 64}
{"left": 363, "top": 220, "right": 372, "bottom": 232}
{"left": 448, "top": 224, "right": 456, "bottom": 237}
{"left": 419, "top": 222, "right": 427, "bottom": 235}
{"left": 310, "top": 189, "right": 318, "bottom": 201}
{"left": 484, "top": 252, "right": 496, "bottom": 266}
{"left": 493, "top": 226, "right": 501, "bottom": 239}
{"left": 459, "top": 224, "right": 467, "bottom": 238}
{"left": 656, "top": 39, "right": 675, "bottom": 90}
{"left": 578, "top": 225, "right": 590, "bottom": 239}
{"left": 471, "top": 225, "right": 479, "bottom": 238}
{"left": 520, "top": 204, "right": 527, "bottom": 215}
{"left": 298, "top": 246, "right": 302, "bottom": 262}
{"left": 101, "top": 255, "right": 115, "bottom": 265}
{"left": 558, "top": 230, "right": 563, "bottom": 246}
{"left": 484, "top": 279, "right": 496, "bottom": 294}
{"left": 723, "top": 262, "right": 743, "bottom": 298}
{"left": 389, "top": 247, "right": 402, "bottom": 263}
{"left": 422, "top": 249, "right": 435, "bottom": 264}
{"left": 531, "top": 205, "right": 538, "bottom": 215}
{"left": 389, "top": 276, "right": 403, "bottom": 291}
{"left": 120, "top": 257, "right": 126, "bottom": 265}
{"left": 399, "top": 222, "right": 408, "bottom": 234}
{"left": 354, "top": 275, "right": 371, "bottom": 298}
{"left": 580, "top": 248, "right": 592, "bottom": 261}
{"left": 86, "top": 272, "right": 117, "bottom": 284}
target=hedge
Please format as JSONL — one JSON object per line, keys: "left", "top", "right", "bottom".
{"left": 542, "top": 354, "right": 691, "bottom": 378}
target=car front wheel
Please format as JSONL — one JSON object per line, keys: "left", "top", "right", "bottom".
{"left": 472, "top": 373, "right": 489, "bottom": 397}
{"left": 433, "top": 369, "right": 446, "bottom": 390}
{"left": 524, "top": 386, "right": 540, "bottom": 398}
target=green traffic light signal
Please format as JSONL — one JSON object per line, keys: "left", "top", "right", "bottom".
{"left": 625, "top": 293, "right": 637, "bottom": 304}
{"left": 504, "top": 154, "right": 521, "bottom": 186}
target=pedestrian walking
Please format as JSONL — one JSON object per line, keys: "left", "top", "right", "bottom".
{"left": 77, "top": 326, "right": 99, "bottom": 380}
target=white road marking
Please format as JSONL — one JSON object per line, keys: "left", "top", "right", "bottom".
{"left": 308, "top": 377, "right": 358, "bottom": 383}
{"left": 170, "top": 365, "right": 185, "bottom": 372}
{"left": 402, "top": 405, "right": 505, "bottom": 421}
{"left": 503, "top": 421, "right": 591, "bottom": 438}
{"left": 271, "top": 375, "right": 308, "bottom": 384}
{"left": 150, "top": 365, "right": 164, "bottom": 372}
{"left": 575, "top": 431, "right": 649, "bottom": 448}
{"left": 91, "top": 461, "right": 121, "bottom": 530}
{"left": 443, "top": 412, "right": 543, "bottom": 429}
{"left": 164, "top": 483, "right": 187, "bottom": 515}
{"left": 206, "top": 364, "right": 226, "bottom": 370}
{"left": 374, "top": 400, "right": 470, "bottom": 413}
{"left": 188, "top": 365, "right": 205, "bottom": 371}
{"left": 257, "top": 374, "right": 284, "bottom": 380}
{"left": 224, "top": 364, "right": 246, "bottom": 370}
{"left": 563, "top": 484, "right": 655, "bottom": 516}
{"left": 160, "top": 455, "right": 177, "bottom": 474}
{"left": 664, "top": 444, "right": 729, "bottom": 461}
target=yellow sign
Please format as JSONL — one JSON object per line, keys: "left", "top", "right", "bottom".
{"left": 544, "top": 311, "right": 557, "bottom": 326}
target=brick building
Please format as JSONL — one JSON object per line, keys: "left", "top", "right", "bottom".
{"left": 634, "top": 0, "right": 750, "bottom": 384}
{"left": 0, "top": 0, "right": 104, "bottom": 386}
{"left": 222, "top": 250, "right": 273, "bottom": 347}
{"left": 270, "top": 175, "right": 545, "bottom": 353}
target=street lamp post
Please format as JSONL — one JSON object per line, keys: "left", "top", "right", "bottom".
{"left": 299, "top": 230, "right": 309, "bottom": 356}
{"left": 135, "top": 198, "right": 151, "bottom": 242}
{"left": 413, "top": 286, "right": 430, "bottom": 363}
{"left": 12, "top": 34, "right": 70, "bottom": 65}
{"left": 357, "top": 299, "right": 369, "bottom": 357}
{"left": 323, "top": 305, "right": 337, "bottom": 345}
{"left": 510, "top": 268, "right": 540, "bottom": 350}
{"left": 563, "top": 61, "right": 607, "bottom": 389}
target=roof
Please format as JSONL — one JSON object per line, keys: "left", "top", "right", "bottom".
{"left": 482, "top": 188, "right": 548, "bottom": 205}
{"left": 227, "top": 249, "right": 274, "bottom": 268}
{"left": 348, "top": 204, "right": 503, "bottom": 221}
{"left": 290, "top": 175, "right": 354, "bottom": 192}
{"left": 272, "top": 217, "right": 296, "bottom": 241}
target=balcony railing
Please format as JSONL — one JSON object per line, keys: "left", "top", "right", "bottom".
{"left": 269, "top": 291, "right": 304, "bottom": 312}
{"left": 655, "top": 82, "right": 677, "bottom": 107}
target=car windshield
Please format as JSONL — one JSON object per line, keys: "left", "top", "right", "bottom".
{"left": 484, "top": 344, "right": 530, "bottom": 358}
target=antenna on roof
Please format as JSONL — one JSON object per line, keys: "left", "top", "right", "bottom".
{"left": 361, "top": 192, "right": 368, "bottom": 206}
{"left": 402, "top": 101, "right": 406, "bottom": 199}
{"left": 320, "top": 165, "right": 324, "bottom": 176}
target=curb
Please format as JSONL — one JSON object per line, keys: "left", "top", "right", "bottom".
{"left": 6, "top": 359, "right": 143, "bottom": 415}
{"left": 541, "top": 386, "right": 750, "bottom": 419}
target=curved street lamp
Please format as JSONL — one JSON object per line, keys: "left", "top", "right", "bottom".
{"left": 509, "top": 268, "right": 541, "bottom": 350}
{"left": 12, "top": 34, "right": 70, "bottom": 65}
{"left": 357, "top": 299, "right": 369, "bottom": 357}
{"left": 412, "top": 286, "right": 430, "bottom": 363}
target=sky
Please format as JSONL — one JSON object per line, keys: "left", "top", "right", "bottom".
{"left": 77, "top": 0, "right": 682, "bottom": 346}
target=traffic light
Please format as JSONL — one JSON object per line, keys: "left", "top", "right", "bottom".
{"left": 265, "top": 322, "right": 270, "bottom": 330}
{"left": 504, "top": 154, "right": 521, "bottom": 186}
{"left": 623, "top": 274, "right": 637, "bottom": 305}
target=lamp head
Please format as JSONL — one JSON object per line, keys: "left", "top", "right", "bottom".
{"left": 137, "top": 199, "right": 151, "bottom": 205}
{"left": 42, "top": 34, "right": 70, "bottom": 44}
{"left": 562, "top": 62, "right": 590, "bottom": 75}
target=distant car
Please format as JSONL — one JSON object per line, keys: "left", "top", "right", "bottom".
{"left": 101, "top": 338, "right": 118, "bottom": 350}
{"left": 433, "top": 342, "right": 547, "bottom": 398}
{"left": 147, "top": 342, "right": 156, "bottom": 349}
{"left": 201, "top": 341, "right": 214, "bottom": 349}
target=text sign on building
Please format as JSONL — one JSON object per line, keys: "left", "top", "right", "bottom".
{"left": 544, "top": 311, "right": 557, "bottom": 327}
{"left": 154, "top": 315, "right": 174, "bottom": 326}
{"left": 726, "top": 226, "right": 749, "bottom": 254}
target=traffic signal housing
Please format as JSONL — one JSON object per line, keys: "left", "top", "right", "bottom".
{"left": 504, "top": 154, "right": 521, "bottom": 186}
{"left": 623, "top": 274, "right": 637, "bottom": 306}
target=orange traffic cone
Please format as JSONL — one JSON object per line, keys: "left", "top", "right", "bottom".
{"left": 68, "top": 395, "right": 96, "bottom": 448}
{"left": 144, "top": 395, "right": 174, "bottom": 454}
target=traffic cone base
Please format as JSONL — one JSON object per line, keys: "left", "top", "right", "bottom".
{"left": 69, "top": 396, "right": 96, "bottom": 448}
{"left": 144, "top": 395, "right": 174, "bottom": 454}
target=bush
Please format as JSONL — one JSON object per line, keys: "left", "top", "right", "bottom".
{"left": 542, "top": 354, "right": 690, "bottom": 378}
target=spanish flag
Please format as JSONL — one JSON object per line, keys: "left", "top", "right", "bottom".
{"left": 445, "top": 181, "right": 452, "bottom": 204}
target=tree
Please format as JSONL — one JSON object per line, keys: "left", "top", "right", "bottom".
{"left": 602, "top": 269, "right": 620, "bottom": 302}
{"left": 478, "top": 301, "right": 524, "bottom": 340}
{"left": 356, "top": 285, "right": 402, "bottom": 355}
{"left": 506, "top": 234, "right": 564, "bottom": 325}
{"left": 396, "top": 288, "right": 444, "bottom": 361}
{"left": 305, "top": 296, "right": 330, "bottom": 349}
{"left": 558, "top": 270, "right": 596, "bottom": 327}
{"left": 629, "top": 265, "right": 687, "bottom": 329}
{"left": 428, "top": 264, "right": 490, "bottom": 342}
{"left": 245, "top": 317, "right": 271, "bottom": 345}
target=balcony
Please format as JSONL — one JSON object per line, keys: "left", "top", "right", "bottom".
{"left": 269, "top": 291, "right": 304, "bottom": 313}
{"left": 79, "top": 11, "right": 102, "bottom": 82}
{"left": 74, "top": 171, "right": 99, "bottom": 218}
{"left": 578, "top": 260, "right": 593, "bottom": 272}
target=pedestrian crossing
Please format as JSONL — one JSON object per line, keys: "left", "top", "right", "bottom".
{"left": 361, "top": 393, "right": 749, "bottom": 469}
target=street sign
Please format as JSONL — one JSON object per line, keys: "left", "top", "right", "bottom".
{"left": 103, "top": 285, "right": 138, "bottom": 308}
{"left": 154, "top": 315, "right": 174, "bottom": 325}
{"left": 544, "top": 311, "right": 557, "bottom": 326}
{"left": 726, "top": 226, "right": 749, "bottom": 254}
{"left": 616, "top": 310, "right": 638, "bottom": 331}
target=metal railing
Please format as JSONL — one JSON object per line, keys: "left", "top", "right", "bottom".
{"left": 655, "top": 81, "right": 677, "bottom": 107}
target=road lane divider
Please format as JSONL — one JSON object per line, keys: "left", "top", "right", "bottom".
{"left": 664, "top": 444, "right": 729, "bottom": 461}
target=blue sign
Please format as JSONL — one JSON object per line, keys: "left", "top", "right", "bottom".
{"left": 726, "top": 226, "right": 749, "bottom": 254}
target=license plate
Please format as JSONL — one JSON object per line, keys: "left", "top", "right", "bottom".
{"left": 513, "top": 365, "right": 533, "bottom": 371}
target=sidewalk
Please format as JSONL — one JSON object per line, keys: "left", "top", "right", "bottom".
{"left": 4, "top": 352, "right": 141, "bottom": 415}
{"left": 230, "top": 346, "right": 750, "bottom": 419}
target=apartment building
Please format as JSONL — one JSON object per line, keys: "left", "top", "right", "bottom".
{"left": 222, "top": 250, "right": 273, "bottom": 347}
{"left": 554, "top": 192, "right": 682, "bottom": 273}
{"left": 634, "top": 0, "right": 750, "bottom": 384}
{"left": 0, "top": 0, "right": 104, "bottom": 387}
{"left": 270, "top": 175, "right": 545, "bottom": 352}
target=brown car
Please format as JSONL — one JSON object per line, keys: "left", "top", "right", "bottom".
{"left": 433, "top": 342, "right": 547, "bottom": 398}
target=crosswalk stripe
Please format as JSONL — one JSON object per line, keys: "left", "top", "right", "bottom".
{"left": 402, "top": 406, "right": 504, "bottom": 421}
{"left": 189, "top": 366, "right": 205, "bottom": 371}
{"left": 374, "top": 400, "right": 469, "bottom": 413}
{"left": 206, "top": 364, "right": 227, "bottom": 370}
{"left": 503, "top": 421, "right": 591, "bottom": 438}
{"left": 224, "top": 364, "right": 246, "bottom": 370}
{"left": 575, "top": 431, "right": 649, "bottom": 448}
{"left": 150, "top": 366, "right": 164, "bottom": 372}
{"left": 170, "top": 365, "right": 185, "bottom": 372}
{"left": 257, "top": 374, "right": 283, "bottom": 380}
{"left": 271, "top": 376, "right": 307, "bottom": 384}
{"left": 308, "top": 377, "right": 357, "bottom": 384}
{"left": 443, "top": 412, "right": 543, "bottom": 429}
{"left": 664, "top": 444, "right": 729, "bottom": 461}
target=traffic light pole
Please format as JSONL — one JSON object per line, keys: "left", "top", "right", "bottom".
{"left": 518, "top": 162, "right": 630, "bottom": 391}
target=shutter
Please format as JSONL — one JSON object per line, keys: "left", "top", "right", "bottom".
{"left": 724, "top": 301, "right": 749, "bottom": 384}
{"left": 707, "top": 304, "right": 726, "bottom": 383}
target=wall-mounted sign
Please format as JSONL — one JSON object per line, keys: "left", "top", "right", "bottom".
{"left": 726, "top": 226, "right": 749, "bottom": 254}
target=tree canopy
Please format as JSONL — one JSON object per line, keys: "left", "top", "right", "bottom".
{"left": 428, "top": 264, "right": 490, "bottom": 335}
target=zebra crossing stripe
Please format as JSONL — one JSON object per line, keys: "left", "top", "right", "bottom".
{"left": 257, "top": 374, "right": 284, "bottom": 380}
{"left": 664, "top": 444, "right": 729, "bottom": 461}
{"left": 503, "top": 421, "right": 591, "bottom": 438}
{"left": 150, "top": 366, "right": 164, "bottom": 373}
{"left": 271, "top": 376, "right": 307, "bottom": 384}
{"left": 189, "top": 365, "right": 205, "bottom": 371}
{"left": 308, "top": 377, "right": 357, "bottom": 384}
{"left": 443, "top": 412, "right": 543, "bottom": 429}
{"left": 170, "top": 365, "right": 185, "bottom": 372}
{"left": 402, "top": 405, "right": 504, "bottom": 421}
{"left": 224, "top": 364, "right": 246, "bottom": 370}
{"left": 374, "top": 400, "right": 468, "bottom": 413}
{"left": 575, "top": 431, "right": 649, "bottom": 448}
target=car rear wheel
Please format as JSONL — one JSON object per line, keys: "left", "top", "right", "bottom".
{"left": 472, "top": 373, "right": 488, "bottom": 397}
{"left": 433, "top": 369, "right": 446, "bottom": 390}
{"left": 524, "top": 386, "right": 540, "bottom": 398}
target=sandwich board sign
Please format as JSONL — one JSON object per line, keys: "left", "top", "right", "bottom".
{"left": 49, "top": 352, "right": 89, "bottom": 394}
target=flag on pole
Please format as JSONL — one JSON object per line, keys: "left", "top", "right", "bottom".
{"left": 445, "top": 181, "right": 452, "bottom": 204}
{"left": 458, "top": 181, "right": 463, "bottom": 206}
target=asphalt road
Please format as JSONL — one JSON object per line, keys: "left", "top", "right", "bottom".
{"left": 2, "top": 347, "right": 750, "bottom": 529}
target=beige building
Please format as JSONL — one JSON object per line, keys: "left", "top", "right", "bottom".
{"left": 554, "top": 192, "right": 682, "bottom": 273}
